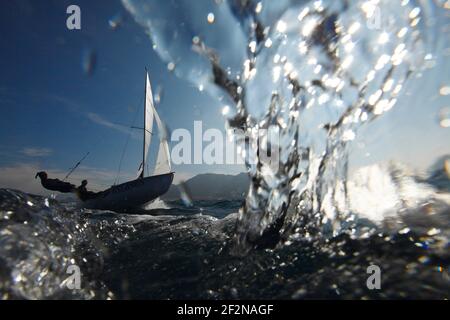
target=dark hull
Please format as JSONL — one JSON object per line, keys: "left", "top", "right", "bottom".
{"left": 81, "top": 172, "right": 174, "bottom": 213}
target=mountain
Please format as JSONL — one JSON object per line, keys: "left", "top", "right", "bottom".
{"left": 161, "top": 173, "right": 250, "bottom": 201}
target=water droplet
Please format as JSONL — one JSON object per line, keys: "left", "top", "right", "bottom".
{"left": 81, "top": 49, "right": 97, "bottom": 76}
{"left": 167, "top": 62, "right": 175, "bottom": 72}
{"left": 383, "top": 79, "right": 394, "bottom": 92}
{"left": 344, "top": 41, "right": 355, "bottom": 52}
{"left": 273, "top": 54, "right": 281, "bottom": 64}
{"left": 399, "top": 227, "right": 410, "bottom": 234}
{"left": 373, "top": 99, "right": 391, "bottom": 115}
{"left": 276, "top": 20, "right": 287, "bottom": 33}
{"left": 249, "top": 41, "right": 257, "bottom": 53}
{"left": 410, "top": 17, "right": 420, "bottom": 27}
{"left": 369, "top": 90, "right": 383, "bottom": 105}
{"left": 409, "top": 7, "right": 421, "bottom": 19}
{"left": 298, "top": 8, "right": 309, "bottom": 21}
{"left": 378, "top": 32, "right": 390, "bottom": 44}
{"left": 444, "top": 0, "right": 450, "bottom": 9}
{"left": 318, "top": 93, "right": 329, "bottom": 104}
{"left": 375, "top": 54, "right": 391, "bottom": 70}
{"left": 255, "top": 2, "right": 263, "bottom": 14}
{"left": 427, "top": 228, "right": 440, "bottom": 236}
{"left": 298, "top": 41, "right": 308, "bottom": 54}
{"left": 342, "top": 56, "right": 354, "bottom": 69}
{"left": 439, "top": 107, "right": 450, "bottom": 128}
{"left": 302, "top": 17, "right": 318, "bottom": 36}
{"left": 418, "top": 256, "right": 429, "bottom": 264}
{"left": 439, "top": 85, "right": 450, "bottom": 96}
{"left": 222, "top": 105, "right": 230, "bottom": 116}
{"left": 192, "top": 36, "right": 200, "bottom": 45}
{"left": 207, "top": 13, "right": 215, "bottom": 24}
{"left": 154, "top": 86, "right": 164, "bottom": 104}
{"left": 243, "top": 59, "right": 257, "bottom": 80}
{"left": 342, "top": 130, "right": 355, "bottom": 141}
{"left": 348, "top": 22, "right": 361, "bottom": 35}
{"left": 284, "top": 62, "right": 294, "bottom": 75}
{"left": 397, "top": 27, "right": 408, "bottom": 38}
{"left": 314, "top": 64, "right": 322, "bottom": 74}
{"left": 358, "top": 1, "right": 370, "bottom": 15}
{"left": 272, "top": 66, "right": 282, "bottom": 82}
{"left": 109, "top": 13, "right": 123, "bottom": 30}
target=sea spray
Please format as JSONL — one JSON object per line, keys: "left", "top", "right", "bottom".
{"left": 122, "top": 0, "right": 449, "bottom": 255}
{"left": 0, "top": 189, "right": 132, "bottom": 299}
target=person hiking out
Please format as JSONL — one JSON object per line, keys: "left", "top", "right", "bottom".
{"left": 76, "top": 179, "right": 99, "bottom": 201}
{"left": 35, "top": 171, "right": 76, "bottom": 193}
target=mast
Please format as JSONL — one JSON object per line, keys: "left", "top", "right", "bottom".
{"left": 141, "top": 69, "right": 147, "bottom": 179}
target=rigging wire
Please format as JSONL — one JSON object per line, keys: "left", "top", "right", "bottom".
{"left": 63, "top": 152, "right": 90, "bottom": 181}
{"left": 114, "top": 95, "right": 144, "bottom": 185}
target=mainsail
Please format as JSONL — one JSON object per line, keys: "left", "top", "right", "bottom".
{"left": 143, "top": 72, "right": 155, "bottom": 174}
{"left": 139, "top": 71, "right": 172, "bottom": 178}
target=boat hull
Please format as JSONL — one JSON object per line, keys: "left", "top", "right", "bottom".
{"left": 81, "top": 172, "right": 174, "bottom": 213}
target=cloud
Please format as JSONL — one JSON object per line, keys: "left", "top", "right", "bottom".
{"left": 86, "top": 112, "right": 138, "bottom": 138}
{"left": 21, "top": 147, "right": 53, "bottom": 157}
{"left": 11, "top": 90, "right": 137, "bottom": 138}
{"left": 1, "top": 89, "right": 143, "bottom": 141}
{"left": 47, "top": 95, "right": 138, "bottom": 138}
{"left": 0, "top": 163, "right": 58, "bottom": 195}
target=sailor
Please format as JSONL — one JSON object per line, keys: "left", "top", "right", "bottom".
{"left": 35, "top": 171, "right": 76, "bottom": 193}
{"left": 76, "top": 180, "right": 98, "bottom": 201}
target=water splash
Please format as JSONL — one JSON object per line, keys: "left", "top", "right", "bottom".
{"left": 122, "top": 0, "right": 449, "bottom": 254}
{"left": 144, "top": 197, "right": 170, "bottom": 210}
{"left": 0, "top": 189, "right": 133, "bottom": 299}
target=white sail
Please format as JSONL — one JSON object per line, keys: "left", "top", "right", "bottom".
{"left": 152, "top": 104, "right": 172, "bottom": 175}
{"left": 138, "top": 73, "right": 155, "bottom": 178}
{"left": 154, "top": 140, "right": 171, "bottom": 175}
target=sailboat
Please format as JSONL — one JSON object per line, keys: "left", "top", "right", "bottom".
{"left": 79, "top": 71, "right": 174, "bottom": 212}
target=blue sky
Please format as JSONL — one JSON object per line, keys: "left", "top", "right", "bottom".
{"left": 0, "top": 0, "right": 448, "bottom": 195}
{"left": 0, "top": 0, "right": 244, "bottom": 193}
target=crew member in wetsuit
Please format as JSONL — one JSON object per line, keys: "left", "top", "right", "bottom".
{"left": 35, "top": 171, "right": 76, "bottom": 193}
{"left": 76, "top": 180, "right": 98, "bottom": 201}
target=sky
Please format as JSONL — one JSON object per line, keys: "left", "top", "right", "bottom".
{"left": 0, "top": 0, "right": 245, "bottom": 194}
{"left": 0, "top": 0, "right": 448, "bottom": 196}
